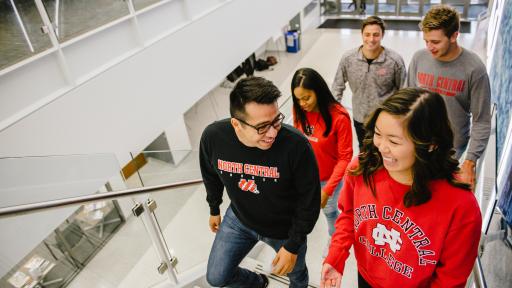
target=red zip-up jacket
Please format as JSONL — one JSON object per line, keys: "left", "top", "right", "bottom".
{"left": 294, "top": 104, "right": 353, "bottom": 195}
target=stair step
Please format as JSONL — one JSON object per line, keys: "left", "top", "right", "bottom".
{"left": 240, "top": 257, "right": 318, "bottom": 288}
{"left": 254, "top": 263, "right": 318, "bottom": 288}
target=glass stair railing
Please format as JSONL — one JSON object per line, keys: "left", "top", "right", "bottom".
{"left": 0, "top": 148, "right": 325, "bottom": 288}
{"left": 0, "top": 151, "right": 209, "bottom": 288}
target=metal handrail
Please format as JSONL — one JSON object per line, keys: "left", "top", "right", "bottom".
{"left": 473, "top": 256, "right": 487, "bottom": 288}
{"left": 0, "top": 178, "right": 203, "bottom": 218}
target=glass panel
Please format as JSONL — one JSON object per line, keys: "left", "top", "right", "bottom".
{"left": 339, "top": 0, "right": 357, "bottom": 13}
{"left": 335, "top": 0, "right": 370, "bottom": 14}
{"left": 363, "top": 0, "right": 376, "bottom": 15}
{"left": 423, "top": 0, "right": 470, "bottom": 18}
{"left": 126, "top": 149, "right": 201, "bottom": 231}
{"left": 423, "top": 1, "right": 487, "bottom": 20}
{"left": 123, "top": 150, "right": 212, "bottom": 273}
{"left": 128, "top": 150, "right": 201, "bottom": 187}
{"left": 443, "top": 0, "right": 465, "bottom": 16}
{"left": 0, "top": 196, "right": 166, "bottom": 288}
{"left": 377, "top": 0, "right": 398, "bottom": 14}
{"left": 0, "top": 0, "right": 52, "bottom": 70}
{"left": 1, "top": 235, "right": 79, "bottom": 288}
{"left": 132, "top": 0, "right": 163, "bottom": 11}
{"left": 399, "top": 0, "right": 422, "bottom": 14}
{"left": 147, "top": 182, "right": 213, "bottom": 274}
{"left": 423, "top": 0, "right": 440, "bottom": 11}
{"left": 322, "top": 0, "right": 338, "bottom": 15}
{"left": 73, "top": 200, "right": 124, "bottom": 242}
{"left": 41, "top": 0, "right": 131, "bottom": 43}
{"left": 0, "top": 153, "right": 121, "bottom": 208}
{"left": 468, "top": 1, "right": 488, "bottom": 20}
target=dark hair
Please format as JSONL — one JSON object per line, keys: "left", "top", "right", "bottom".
{"left": 352, "top": 88, "right": 470, "bottom": 207}
{"left": 362, "top": 16, "right": 386, "bottom": 35}
{"left": 420, "top": 5, "right": 460, "bottom": 38}
{"left": 291, "top": 68, "right": 339, "bottom": 137}
{"left": 230, "top": 76, "right": 281, "bottom": 119}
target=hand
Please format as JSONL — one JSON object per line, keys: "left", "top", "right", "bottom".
{"left": 459, "top": 160, "right": 476, "bottom": 189}
{"left": 271, "top": 247, "right": 297, "bottom": 276}
{"left": 320, "top": 263, "right": 342, "bottom": 288}
{"left": 209, "top": 215, "right": 221, "bottom": 233}
{"left": 321, "top": 190, "right": 330, "bottom": 209}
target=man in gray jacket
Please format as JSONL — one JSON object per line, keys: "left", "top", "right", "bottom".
{"left": 407, "top": 5, "right": 491, "bottom": 188}
{"left": 332, "top": 16, "right": 406, "bottom": 149}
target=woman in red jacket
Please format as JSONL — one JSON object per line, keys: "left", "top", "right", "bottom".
{"left": 292, "top": 68, "right": 353, "bottom": 241}
{"left": 321, "top": 88, "right": 482, "bottom": 288}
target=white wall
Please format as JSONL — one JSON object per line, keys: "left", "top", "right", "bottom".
{"left": 0, "top": 0, "right": 310, "bottom": 166}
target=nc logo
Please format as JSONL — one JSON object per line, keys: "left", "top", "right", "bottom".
{"left": 372, "top": 223, "right": 402, "bottom": 253}
{"left": 238, "top": 179, "right": 259, "bottom": 194}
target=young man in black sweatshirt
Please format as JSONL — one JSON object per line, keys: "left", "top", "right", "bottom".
{"left": 200, "top": 76, "right": 320, "bottom": 288}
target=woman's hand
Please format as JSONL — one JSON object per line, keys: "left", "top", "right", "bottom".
{"left": 320, "top": 263, "right": 342, "bottom": 288}
{"left": 321, "top": 190, "right": 330, "bottom": 208}
{"left": 459, "top": 160, "right": 476, "bottom": 190}
{"left": 271, "top": 247, "right": 297, "bottom": 276}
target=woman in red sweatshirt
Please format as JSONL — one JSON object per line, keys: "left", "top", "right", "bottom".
{"left": 321, "top": 88, "right": 482, "bottom": 288}
{"left": 292, "top": 68, "right": 353, "bottom": 240}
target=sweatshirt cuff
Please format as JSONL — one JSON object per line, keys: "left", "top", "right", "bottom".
{"left": 283, "top": 238, "right": 304, "bottom": 254}
{"left": 465, "top": 152, "right": 478, "bottom": 162}
{"left": 324, "top": 250, "right": 349, "bottom": 274}
{"left": 210, "top": 206, "right": 220, "bottom": 216}
{"left": 323, "top": 186, "right": 334, "bottom": 196}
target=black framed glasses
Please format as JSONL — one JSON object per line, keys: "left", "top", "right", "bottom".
{"left": 236, "top": 113, "right": 285, "bottom": 134}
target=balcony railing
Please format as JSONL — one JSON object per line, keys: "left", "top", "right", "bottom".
{"left": 0, "top": 150, "right": 213, "bottom": 288}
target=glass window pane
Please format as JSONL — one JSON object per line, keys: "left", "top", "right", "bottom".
{"left": 41, "top": 0, "right": 131, "bottom": 43}
{"left": 337, "top": 0, "right": 370, "bottom": 14}
{"left": 0, "top": 197, "right": 167, "bottom": 288}
{"left": 128, "top": 150, "right": 209, "bottom": 272}
{"left": 468, "top": 2, "right": 488, "bottom": 20}
{"left": 363, "top": 1, "right": 375, "bottom": 15}
{"left": 400, "top": 0, "right": 421, "bottom": 14}
{"left": 0, "top": 0, "right": 52, "bottom": 70}
{"left": 340, "top": 0, "right": 357, "bottom": 13}
{"left": 377, "top": 0, "right": 397, "bottom": 14}
{"left": 444, "top": 0, "right": 466, "bottom": 17}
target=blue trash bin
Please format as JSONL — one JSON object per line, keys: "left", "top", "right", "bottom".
{"left": 286, "top": 30, "right": 300, "bottom": 53}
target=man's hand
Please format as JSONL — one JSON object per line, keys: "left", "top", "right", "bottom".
{"left": 320, "top": 263, "right": 342, "bottom": 288}
{"left": 459, "top": 160, "right": 476, "bottom": 189}
{"left": 209, "top": 215, "right": 221, "bottom": 233}
{"left": 321, "top": 190, "right": 330, "bottom": 208}
{"left": 271, "top": 247, "right": 297, "bottom": 276}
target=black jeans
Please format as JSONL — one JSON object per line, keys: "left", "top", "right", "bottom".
{"left": 358, "top": 272, "right": 372, "bottom": 288}
{"left": 353, "top": 120, "right": 366, "bottom": 150}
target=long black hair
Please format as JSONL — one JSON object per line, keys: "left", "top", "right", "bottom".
{"left": 291, "top": 68, "right": 339, "bottom": 137}
{"left": 352, "top": 88, "right": 470, "bottom": 207}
